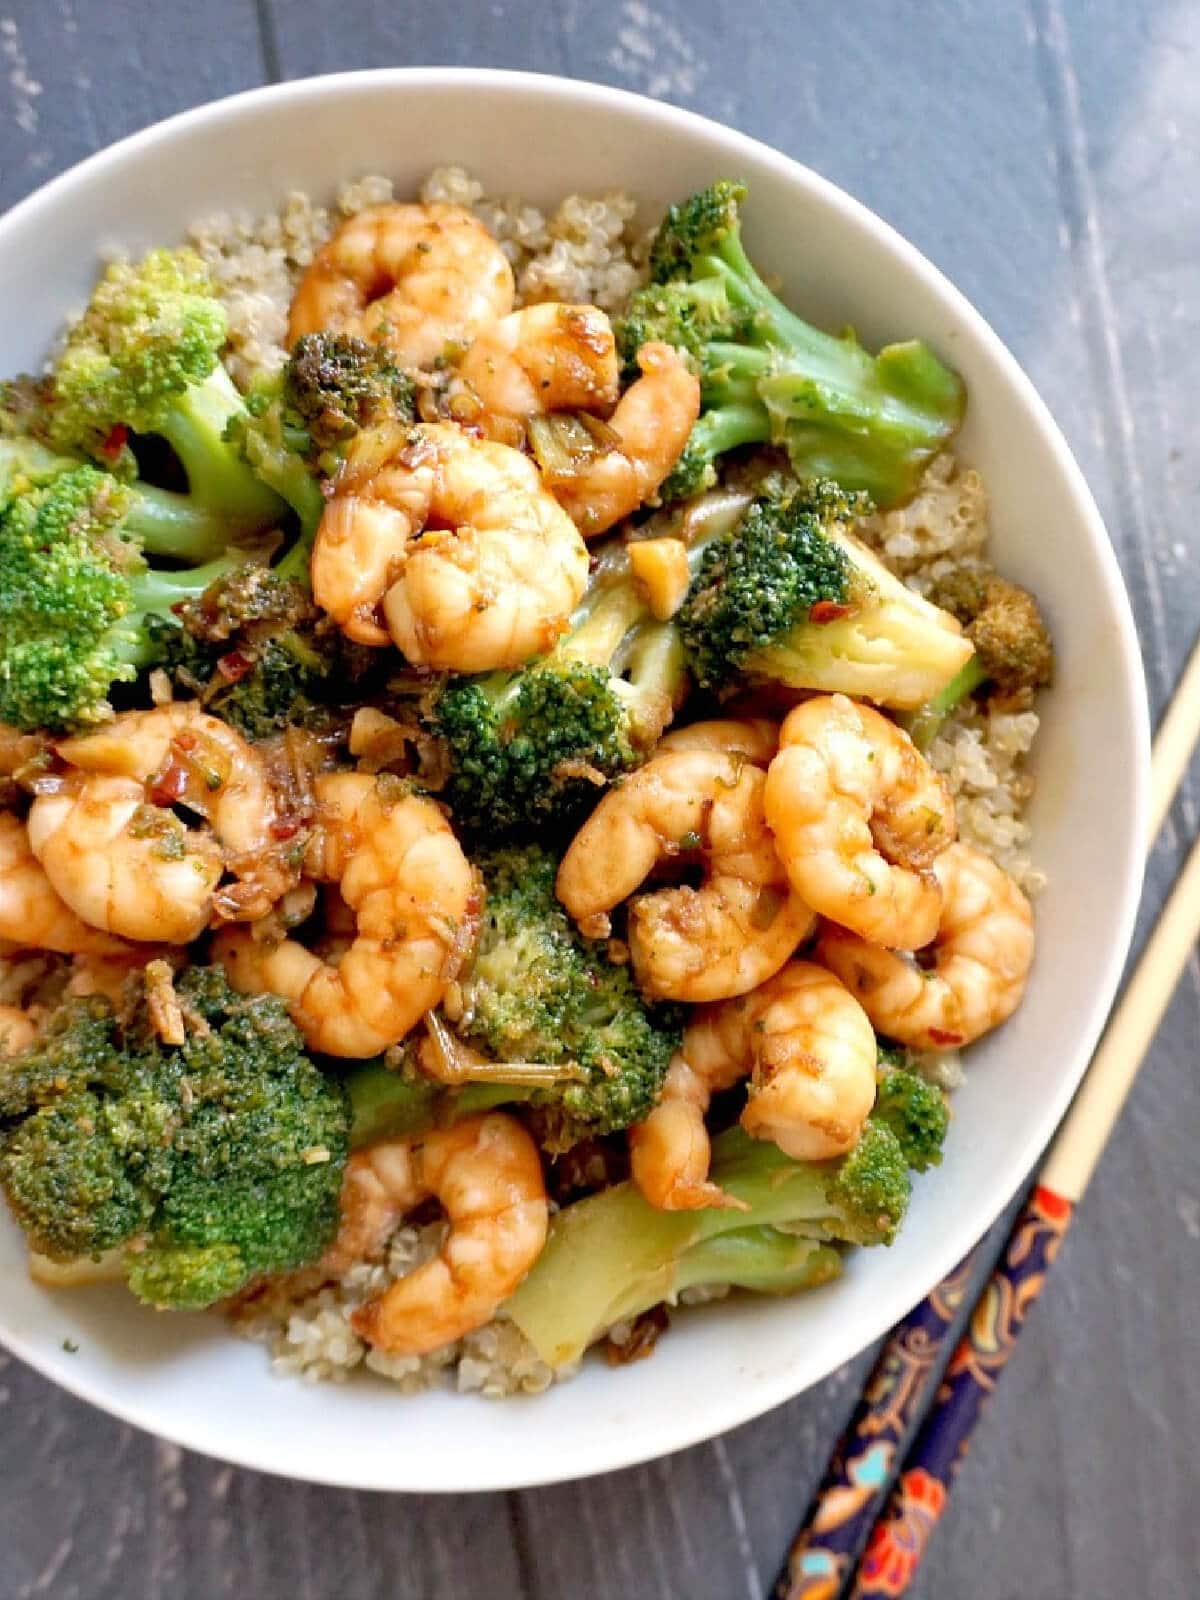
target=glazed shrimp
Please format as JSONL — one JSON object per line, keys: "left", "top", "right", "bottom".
{"left": 552, "top": 342, "right": 700, "bottom": 537}
{"left": 0, "top": 813, "right": 127, "bottom": 957}
{"left": 314, "top": 421, "right": 590, "bottom": 669}
{"left": 27, "top": 705, "right": 276, "bottom": 945}
{"left": 656, "top": 718, "right": 780, "bottom": 767}
{"left": 817, "top": 841, "right": 1034, "bottom": 1050}
{"left": 288, "top": 203, "right": 514, "bottom": 368}
{"left": 631, "top": 962, "right": 878, "bottom": 1210}
{"left": 214, "top": 772, "right": 475, "bottom": 1056}
{"left": 455, "top": 303, "right": 620, "bottom": 437}
{"left": 764, "top": 694, "right": 956, "bottom": 951}
{"left": 321, "top": 1112, "right": 548, "bottom": 1355}
{"left": 556, "top": 748, "right": 814, "bottom": 1001}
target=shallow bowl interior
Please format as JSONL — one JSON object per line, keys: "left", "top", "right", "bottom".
{"left": 0, "top": 69, "right": 1147, "bottom": 1491}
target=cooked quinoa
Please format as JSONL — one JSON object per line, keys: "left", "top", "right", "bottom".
{"left": 191, "top": 173, "right": 1044, "bottom": 1395}
{"left": 187, "top": 166, "right": 650, "bottom": 390}
{"left": 0, "top": 170, "right": 1046, "bottom": 1400}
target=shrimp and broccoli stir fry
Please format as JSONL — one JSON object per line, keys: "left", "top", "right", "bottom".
{"left": 0, "top": 174, "right": 1051, "bottom": 1391}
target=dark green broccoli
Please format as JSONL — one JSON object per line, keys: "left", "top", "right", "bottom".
{"left": 679, "top": 476, "right": 973, "bottom": 710}
{"left": 285, "top": 332, "right": 416, "bottom": 468}
{"left": 430, "top": 543, "right": 686, "bottom": 836}
{"left": 43, "top": 249, "right": 285, "bottom": 540}
{"left": 903, "top": 568, "right": 1054, "bottom": 748}
{"left": 618, "top": 181, "right": 964, "bottom": 507}
{"left": 0, "top": 463, "right": 240, "bottom": 730}
{"left": 226, "top": 332, "right": 416, "bottom": 585}
{"left": 0, "top": 966, "right": 349, "bottom": 1309}
{"left": 151, "top": 563, "right": 381, "bottom": 740}
{"left": 456, "top": 844, "right": 682, "bottom": 1151}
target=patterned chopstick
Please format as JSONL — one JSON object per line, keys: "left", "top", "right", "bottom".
{"left": 845, "top": 825, "right": 1200, "bottom": 1597}
{"left": 846, "top": 1185, "right": 1072, "bottom": 1598}
{"left": 772, "top": 1247, "right": 982, "bottom": 1599}
{"left": 775, "top": 638, "right": 1200, "bottom": 1600}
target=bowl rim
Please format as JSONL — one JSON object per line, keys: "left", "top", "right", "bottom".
{"left": 0, "top": 65, "right": 1150, "bottom": 1490}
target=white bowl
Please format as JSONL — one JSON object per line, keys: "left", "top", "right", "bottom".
{"left": 0, "top": 69, "right": 1148, "bottom": 1491}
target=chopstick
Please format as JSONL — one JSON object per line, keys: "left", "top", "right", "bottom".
{"left": 773, "top": 634, "right": 1200, "bottom": 1600}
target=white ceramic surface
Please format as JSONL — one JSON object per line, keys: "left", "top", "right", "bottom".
{"left": 0, "top": 69, "right": 1148, "bottom": 1492}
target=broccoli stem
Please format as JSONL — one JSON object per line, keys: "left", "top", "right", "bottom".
{"left": 599, "top": 1225, "right": 841, "bottom": 1332}
{"left": 560, "top": 571, "right": 650, "bottom": 667}
{"left": 116, "top": 553, "right": 243, "bottom": 668}
{"left": 504, "top": 1128, "right": 853, "bottom": 1367}
{"left": 902, "top": 651, "right": 986, "bottom": 750}
{"left": 158, "top": 364, "right": 285, "bottom": 526}
{"left": 124, "top": 484, "right": 248, "bottom": 564}
{"left": 343, "top": 1059, "right": 520, "bottom": 1147}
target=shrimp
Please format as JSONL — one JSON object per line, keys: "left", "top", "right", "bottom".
{"left": 455, "top": 303, "right": 619, "bottom": 437}
{"left": 0, "top": 813, "right": 127, "bottom": 957}
{"left": 764, "top": 694, "right": 956, "bottom": 952}
{"left": 631, "top": 961, "right": 878, "bottom": 1210}
{"left": 0, "top": 1003, "right": 37, "bottom": 1056}
{"left": 656, "top": 718, "right": 780, "bottom": 767}
{"left": 321, "top": 1112, "right": 548, "bottom": 1355}
{"left": 288, "top": 202, "right": 514, "bottom": 368}
{"left": 27, "top": 705, "right": 276, "bottom": 945}
{"left": 214, "top": 772, "right": 475, "bottom": 1056}
{"left": 556, "top": 748, "right": 814, "bottom": 1001}
{"left": 552, "top": 342, "right": 701, "bottom": 537}
{"left": 816, "top": 841, "right": 1034, "bottom": 1050}
{"left": 313, "top": 421, "right": 590, "bottom": 669}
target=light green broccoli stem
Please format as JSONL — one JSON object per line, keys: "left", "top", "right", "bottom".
{"left": 902, "top": 651, "right": 986, "bottom": 750}
{"left": 504, "top": 1130, "right": 853, "bottom": 1367}
{"left": 115, "top": 552, "right": 244, "bottom": 667}
{"left": 157, "top": 363, "right": 285, "bottom": 527}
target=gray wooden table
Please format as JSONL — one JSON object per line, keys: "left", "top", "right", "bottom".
{"left": 2, "top": 2, "right": 1197, "bottom": 1596}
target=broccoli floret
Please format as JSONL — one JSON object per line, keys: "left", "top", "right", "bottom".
{"left": 933, "top": 569, "right": 1054, "bottom": 696}
{"left": 618, "top": 181, "right": 965, "bottom": 507}
{"left": 0, "top": 464, "right": 240, "bottom": 730}
{"left": 286, "top": 332, "right": 415, "bottom": 465}
{"left": 152, "top": 563, "right": 380, "bottom": 740}
{"left": 44, "top": 249, "right": 285, "bottom": 540}
{"left": 679, "top": 476, "right": 972, "bottom": 710}
{"left": 432, "top": 543, "right": 687, "bottom": 835}
{"left": 0, "top": 967, "right": 349, "bottom": 1309}
{"left": 503, "top": 1123, "right": 909, "bottom": 1367}
{"left": 226, "top": 333, "right": 415, "bottom": 586}
{"left": 504, "top": 1066, "right": 951, "bottom": 1368}
{"left": 456, "top": 844, "right": 681, "bottom": 1150}
{"left": 903, "top": 569, "right": 1054, "bottom": 747}
{"left": 870, "top": 1065, "right": 950, "bottom": 1174}
{"left": 0, "top": 419, "right": 243, "bottom": 568}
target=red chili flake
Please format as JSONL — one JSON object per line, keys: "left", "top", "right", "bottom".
{"left": 174, "top": 731, "right": 198, "bottom": 752}
{"left": 808, "top": 601, "right": 856, "bottom": 624}
{"left": 216, "top": 651, "right": 253, "bottom": 683}
{"left": 269, "top": 819, "right": 300, "bottom": 842}
{"left": 148, "top": 760, "right": 189, "bottom": 806}
{"left": 100, "top": 423, "right": 128, "bottom": 461}
{"left": 927, "top": 1027, "right": 964, "bottom": 1047}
